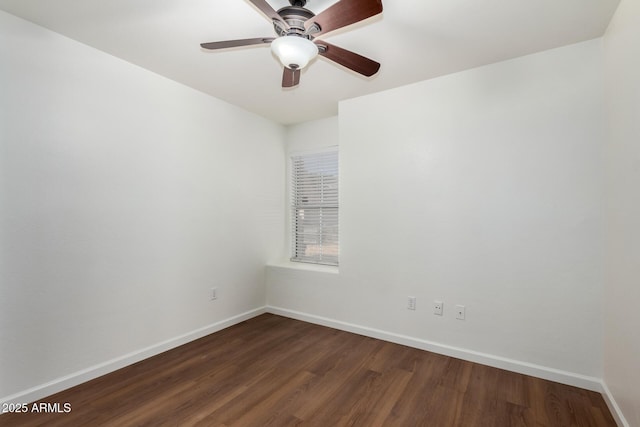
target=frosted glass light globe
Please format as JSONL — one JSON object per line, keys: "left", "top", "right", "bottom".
{"left": 271, "top": 36, "right": 318, "bottom": 70}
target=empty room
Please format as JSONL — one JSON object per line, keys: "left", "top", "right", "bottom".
{"left": 0, "top": 0, "right": 638, "bottom": 426}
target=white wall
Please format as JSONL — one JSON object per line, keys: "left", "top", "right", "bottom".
{"left": 286, "top": 116, "right": 338, "bottom": 154}
{"left": 603, "top": 0, "right": 640, "bottom": 425}
{"left": 0, "top": 11, "right": 284, "bottom": 400}
{"left": 268, "top": 39, "right": 606, "bottom": 385}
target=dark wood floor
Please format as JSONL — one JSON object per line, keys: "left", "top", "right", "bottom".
{"left": 0, "top": 314, "right": 616, "bottom": 426}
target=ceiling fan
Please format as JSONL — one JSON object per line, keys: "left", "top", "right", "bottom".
{"left": 200, "top": 0, "right": 383, "bottom": 88}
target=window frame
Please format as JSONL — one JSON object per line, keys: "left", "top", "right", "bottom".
{"left": 289, "top": 147, "right": 339, "bottom": 266}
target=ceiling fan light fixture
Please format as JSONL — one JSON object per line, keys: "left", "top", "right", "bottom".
{"left": 271, "top": 36, "right": 318, "bottom": 70}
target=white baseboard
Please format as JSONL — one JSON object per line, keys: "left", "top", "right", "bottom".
{"left": 1, "top": 307, "right": 266, "bottom": 406}
{"left": 601, "top": 381, "right": 630, "bottom": 427}
{"left": 266, "top": 305, "right": 603, "bottom": 392}
{"left": 265, "top": 307, "right": 634, "bottom": 426}
{"left": 3, "top": 305, "right": 630, "bottom": 427}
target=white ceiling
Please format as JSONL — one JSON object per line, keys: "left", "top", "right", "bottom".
{"left": 0, "top": 0, "right": 619, "bottom": 125}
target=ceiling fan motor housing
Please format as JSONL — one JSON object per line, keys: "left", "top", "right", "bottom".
{"left": 274, "top": 5, "right": 317, "bottom": 37}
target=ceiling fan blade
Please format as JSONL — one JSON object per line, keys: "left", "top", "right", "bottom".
{"left": 305, "top": 0, "right": 383, "bottom": 37}
{"left": 282, "top": 67, "right": 301, "bottom": 88}
{"left": 200, "top": 38, "right": 274, "bottom": 50}
{"left": 248, "top": 0, "right": 289, "bottom": 29}
{"left": 317, "top": 41, "right": 380, "bottom": 76}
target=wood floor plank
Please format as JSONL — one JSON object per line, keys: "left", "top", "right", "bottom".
{"left": 358, "top": 368, "right": 414, "bottom": 426}
{"left": 0, "top": 314, "right": 618, "bottom": 427}
{"left": 388, "top": 350, "right": 471, "bottom": 425}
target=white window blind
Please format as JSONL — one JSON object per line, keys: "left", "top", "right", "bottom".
{"left": 291, "top": 149, "right": 339, "bottom": 266}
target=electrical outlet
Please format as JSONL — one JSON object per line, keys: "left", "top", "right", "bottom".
{"left": 455, "top": 304, "right": 465, "bottom": 320}
{"left": 433, "top": 300, "right": 443, "bottom": 316}
{"left": 407, "top": 296, "right": 416, "bottom": 310}
{"left": 210, "top": 287, "right": 218, "bottom": 301}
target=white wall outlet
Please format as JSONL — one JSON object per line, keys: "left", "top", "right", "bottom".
{"left": 434, "top": 300, "right": 443, "bottom": 316}
{"left": 408, "top": 296, "right": 416, "bottom": 310}
{"left": 210, "top": 287, "right": 218, "bottom": 301}
{"left": 455, "top": 304, "right": 465, "bottom": 320}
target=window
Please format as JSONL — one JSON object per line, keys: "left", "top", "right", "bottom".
{"left": 290, "top": 149, "right": 339, "bottom": 266}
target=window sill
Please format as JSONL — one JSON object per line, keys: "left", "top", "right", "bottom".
{"left": 266, "top": 261, "right": 339, "bottom": 274}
